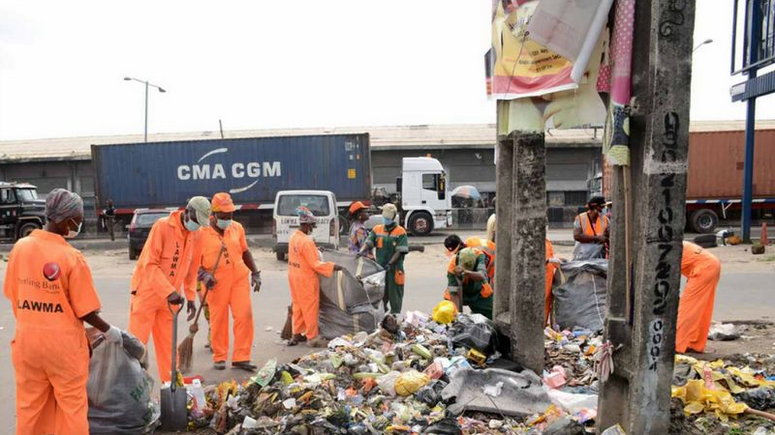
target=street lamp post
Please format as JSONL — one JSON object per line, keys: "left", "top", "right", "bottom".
{"left": 693, "top": 38, "right": 714, "bottom": 52}
{"left": 123, "top": 77, "right": 166, "bottom": 142}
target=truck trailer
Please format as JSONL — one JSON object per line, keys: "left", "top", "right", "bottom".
{"left": 91, "top": 133, "right": 451, "bottom": 237}
{"left": 592, "top": 127, "right": 775, "bottom": 233}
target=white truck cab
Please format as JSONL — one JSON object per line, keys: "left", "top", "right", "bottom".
{"left": 399, "top": 157, "right": 452, "bottom": 236}
{"left": 273, "top": 190, "right": 340, "bottom": 260}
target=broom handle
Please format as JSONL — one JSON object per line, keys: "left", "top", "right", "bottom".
{"left": 745, "top": 408, "right": 775, "bottom": 422}
{"left": 191, "top": 243, "right": 225, "bottom": 325}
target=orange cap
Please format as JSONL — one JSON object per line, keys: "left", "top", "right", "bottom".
{"left": 211, "top": 192, "right": 236, "bottom": 213}
{"left": 349, "top": 201, "right": 367, "bottom": 215}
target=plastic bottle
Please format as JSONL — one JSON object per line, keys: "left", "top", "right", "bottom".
{"left": 191, "top": 378, "right": 207, "bottom": 411}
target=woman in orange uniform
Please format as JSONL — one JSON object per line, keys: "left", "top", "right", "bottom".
{"left": 128, "top": 196, "right": 210, "bottom": 382}
{"left": 545, "top": 238, "right": 563, "bottom": 325}
{"left": 4, "top": 189, "right": 122, "bottom": 435}
{"left": 287, "top": 207, "right": 341, "bottom": 347}
{"left": 676, "top": 241, "right": 721, "bottom": 353}
{"left": 197, "top": 193, "right": 261, "bottom": 371}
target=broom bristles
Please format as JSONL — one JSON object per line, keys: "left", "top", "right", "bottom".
{"left": 177, "top": 334, "right": 195, "bottom": 374}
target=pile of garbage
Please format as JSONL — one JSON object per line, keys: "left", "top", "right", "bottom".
{"left": 185, "top": 312, "right": 609, "bottom": 434}
{"left": 174, "top": 312, "right": 774, "bottom": 434}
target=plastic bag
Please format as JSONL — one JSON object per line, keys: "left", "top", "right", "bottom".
{"left": 422, "top": 417, "right": 462, "bottom": 434}
{"left": 572, "top": 242, "right": 605, "bottom": 260}
{"left": 377, "top": 371, "right": 401, "bottom": 397}
{"left": 395, "top": 370, "right": 430, "bottom": 397}
{"left": 432, "top": 300, "right": 458, "bottom": 324}
{"left": 87, "top": 330, "right": 159, "bottom": 434}
{"left": 319, "top": 251, "right": 386, "bottom": 339}
{"left": 448, "top": 313, "right": 498, "bottom": 355}
{"left": 416, "top": 380, "right": 448, "bottom": 406}
{"left": 735, "top": 387, "right": 775, "bottom": 410}
{"left": 553, "top": 259, "right": 608, "bottom": 331}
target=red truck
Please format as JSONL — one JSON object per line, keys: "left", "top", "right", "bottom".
{"left": 592, "top": 124, "right": 775, "bottom": 233}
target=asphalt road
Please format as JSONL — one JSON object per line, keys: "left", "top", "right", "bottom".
{"left": 0, "top": 253, "right": 773, "bottom": 431}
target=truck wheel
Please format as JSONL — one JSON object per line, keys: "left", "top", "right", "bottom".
{"left": 408, "top": 212, "right": 433, "bottom": 236}
{"left": 690, "top": 209, "right": 719, "bottom": 233}
{"left": 17, "top": 222, "right": 41, "bottom": 239}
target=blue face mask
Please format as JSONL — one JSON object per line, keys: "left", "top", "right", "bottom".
{"left": 383, "top": 217, "right": 394, "bottom": 225}
{"left": 184, "top": 216, "right": 200, "bottom": 232}
{"left": 216, "top": 219, "right": 232, "bottom": 230}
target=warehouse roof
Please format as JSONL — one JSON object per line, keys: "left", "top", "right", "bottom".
{"left": 0, "top": 120, "right": 773, "bottom": 163}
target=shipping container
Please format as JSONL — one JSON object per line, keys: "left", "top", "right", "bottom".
{"left": 596, "top": 128, "right": 775, "bottom": 233}
{"left": 687, "top": 129, "right": 775, "bottom": 198}
{"left": 91, "top": 134, "right": 371, "bottom": 210}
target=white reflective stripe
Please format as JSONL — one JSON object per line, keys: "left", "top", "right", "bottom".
{"left": 336, "top": 272, "right": 346, "bottom": 310}
{"left": 355, "top": 257, "right": 364, "bottom": 277}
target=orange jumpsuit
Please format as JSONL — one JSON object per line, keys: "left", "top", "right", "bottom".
{"left": 287, "top": 229, "right": 334, "bottom": 340}
{"left": 128, "top": 210, "right": 200, "bottom": 382}
{"left": 4, "top": 229, "right": 102, "bottom": 435}
{"left": 676, "top": 241, "right": 721, "bottom": 353}
{"left": 545, "top": 239, "right": 557, "bottom": 324}
{"left": 197, "top": 222, "right": 253, "bottom": 363}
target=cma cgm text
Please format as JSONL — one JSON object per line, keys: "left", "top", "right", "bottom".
{"left": 177, "top": 162, "right": 282, "bottom": 180}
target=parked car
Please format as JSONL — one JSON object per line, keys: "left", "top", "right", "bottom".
{"left": 127, "top": 208, "right": 171, "bottom": 260}
{"left": 272, "top": 190, "right": 339, "bottom": 261}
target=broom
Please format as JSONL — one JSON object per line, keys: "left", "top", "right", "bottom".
{"left": 178, "top": 244, "right": 225, "bottom": 374}
{"left": 281, "top": 305, "right": 294, "bottom": 341}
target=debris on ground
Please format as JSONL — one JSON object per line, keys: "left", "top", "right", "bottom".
{"left": 170, "top": 312, "right": 774, "bottom": 434}
{"left": 708, "top": 323, "right": 741, "bottom": 341}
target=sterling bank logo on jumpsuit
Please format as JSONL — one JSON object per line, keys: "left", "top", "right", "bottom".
{"left": 176, "top": 147, "right": 282, "bottom": 194}
{"left": 17, "top": 264, "right": 65, "bottom": 313}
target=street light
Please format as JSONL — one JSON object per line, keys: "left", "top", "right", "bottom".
{"left": 693, "top": 38, "right": 714, "bottom": 52}
{"left": 123, "top": 77, "right": 166, "bottom": 142}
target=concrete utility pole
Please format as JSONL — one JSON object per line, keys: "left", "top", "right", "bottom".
{"left": 493, "top": 102, "right": 546, "bottom": 375}
{"left": 597, "top": 1, "right": 696, "bottom": 433}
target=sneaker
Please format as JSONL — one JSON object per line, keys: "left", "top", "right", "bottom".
{"left": 306, "top": 336, "right": 328, "bottom": 348}
{"left": 232, "top": 361, "right": 258, "bottom": 372}
{"left": 213, "top": 361, "right": 226, "bottom": 370}
{"left": 287, "top": 334, "right": 307, "bottom": 346}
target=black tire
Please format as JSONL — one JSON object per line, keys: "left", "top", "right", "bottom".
{"left": 276, "top": 250, "right": 286, "bottom": 261}
{"left": 17, "top": 222, "right": 41, "bottom": 239}
{"left": 129, "top": 248, "right": 138, "bottom": 260}
{"left": 690, "top": 209, "right": 719, "bottom": 234}
{"left": 408, "top": 212, "right": 433, "bottom": 236}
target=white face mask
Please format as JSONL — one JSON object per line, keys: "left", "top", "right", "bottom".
{"left": 64, "top": 220, "right": 82, "bottom": 239}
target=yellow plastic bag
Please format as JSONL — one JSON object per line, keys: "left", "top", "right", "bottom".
{"left": 432, "top": 300, "right": 458, "bottom": 324}
{"left": 394, "top": 370, "right": 430, "bottom": 397}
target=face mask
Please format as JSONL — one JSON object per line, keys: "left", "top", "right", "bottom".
{"left": 184, "top": 216, "right": 200, "bottom": 232}
{"left": 383, "top": 217, "right": 394, "bottom": 225}
{"left": 64, "top": 220, "right": 82, "bottom": 239}
{"left": 216, "top": 219, "right": 232, "bottom": 230}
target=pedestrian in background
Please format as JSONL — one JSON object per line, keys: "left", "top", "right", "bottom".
{"left": 360, "top": 203, "right": 409, "bottom": 314}
{"left": 572, "top": 196, "right": 609, "bottom": 260}
{"left": 128, "top": 196, "right": 210, "bottom": 382}
{"left": 348, "top": 201, "right": 370, "bottom": 256}
{"left": 102, "top": 199, "right": 116, "bottom": 241}
{"left": 5, "top": 188, "right": 122, "bottom": 434}
{"left": 197, "top": 192, "right": 261, "bottom": 371}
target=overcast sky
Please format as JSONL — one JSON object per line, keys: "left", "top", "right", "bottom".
{"left": 0, "top": 1, "right": 769, "bottom": 140}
